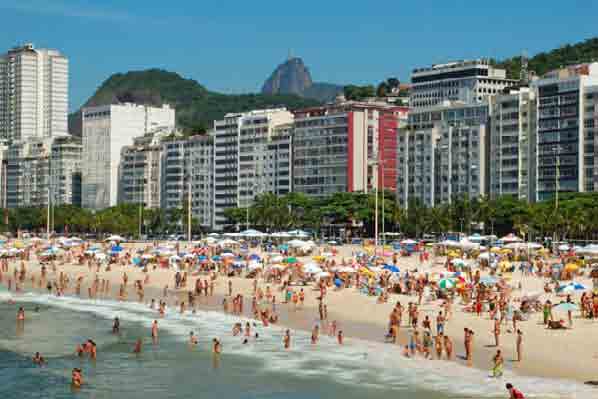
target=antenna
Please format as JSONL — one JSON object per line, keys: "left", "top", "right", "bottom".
{"left": 520, "top": 50, "right": 529, "bottom": 85}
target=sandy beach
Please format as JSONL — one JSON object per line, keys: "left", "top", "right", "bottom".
{"left": 2, "top": 240, "right": 598, "bottom": 386}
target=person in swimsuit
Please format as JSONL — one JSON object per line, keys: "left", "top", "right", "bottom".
{"left": 151, "top": 320, "right": 159, "bottom": 343}
{"left": 337, "top": 330, "right": 344, "bottom": 345}
{"left": 112, "top": 317, "right": 120, "bottom": 334}
{"left": 32, "top": 352, "right": 45, "bottom": 365}
{"left": 506, "top": 383, "right": 525, "bottom": 398}
{"left": 133, "top": 339, "right": 142, "bottom": 354}
{"left": 212, "top": 338, "right": 221, "bottom": 354}
{"left": 492, "top": 349, "right": 504, "bottom": 377}
{"left": 283, "top": 329, "right": 291, "bottom": 349}
{"left": 71, "top": 368, "right": 83, "bottom": 388}
{"left": 189, "top": 331, "right": 198, "bottom": 345}
{"left": 17, "top": 307, "right": 25, "bottom": 321}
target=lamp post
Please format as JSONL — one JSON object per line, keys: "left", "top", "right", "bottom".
{"left": 368, "top": 158, "right": 379, "bottom": 249}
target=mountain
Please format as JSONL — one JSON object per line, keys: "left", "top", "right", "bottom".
{"left": 495, "top": 37, "right": 598, "bottom": 79}
{"left": 261, "top": 57, "right": 343, "bottom": 102}
{"left": 68, "top": 69, "right": 321, "bottom": 135}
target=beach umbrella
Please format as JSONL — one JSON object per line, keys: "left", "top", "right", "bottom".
{"left": 452, "top": 259, "right": 466, "bottom": 267}
{"left": 439, "top": 278, "right": 456, "bottom": 289}
{"left": 141, "top": 254, "right": 154, "bottom": 260}
{"left": 285, "top": 256, "right": 298, "bottom": 264}
{"left": 288, "top": 239, "right": 307, "bottom": 247}
{"left": 247, "top": 262, "right": 263, "bottom": 271}
{"left": 383, "top": 264, "right": 400, "bottom": 273}
{"left": 268, "top": 264, "right": 285, "bottom": 270}
{"left": 553, "top": 302, "right": 578, "bottom": 312}
{"left": 249, "top": 254, "right": 261, "bottom": 261}
{"left": 303, "top": 263, "right": 322, "bottom": 274}
{"left": 316, "top": 271, "right": 330, "bottom": 278}
{"left": 480, "top": 275, "right": 498, "bottom": 285}
{"left": 111, "top": 245, "right": 123, "bottom": 252}
{"left": 270, "top": 255, "right": 283, "bottom": 263}
{"left": 339, "top": 266, "right": 356, "bottom": 273}
{"left": 565, "top": 263, "right": 579, "bottom": 272}
{"left": 558, "top": 282, "right": 586, "bottom": 293}
{"left": 221, "top": 252, "right": 235, "bottom": 258}
{"left": 105, "top": 235, "right": 125, "bottom": 242}
{"left": 169, "top": 255, "right": 182, "bottom": 262}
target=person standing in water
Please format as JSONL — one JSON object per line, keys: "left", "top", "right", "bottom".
{"left": 17, "top": 307, "right": 25, "bottom": 321}
{"left": 283, "top": 329, "right": 291, "bottom": 349}
{"left": 71, "top": 368, "right": 83, "bottom": 388}
{"left": 151, "top": 320, "right": 159, "bottom": 344}
{"left": 133, "top": 339, "right": 142, "bottom": 354}
{"left": 112, "top": 317, "right": 120, "bottom": 334}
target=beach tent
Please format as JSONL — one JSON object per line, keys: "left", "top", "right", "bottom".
{"left": 240, "top": 229, "right": 267, "bottom": 238}
{"left": 287, "top": 229, "right": 310, "bottom": 238}
{"left": 288, "top": 239, "right": 307, "bottom": 247}
{"left": 218, "top": 239, "right": 238, "bottom": 247}
{"left": 303, "top": 263, "right": 322, "bottom": 274}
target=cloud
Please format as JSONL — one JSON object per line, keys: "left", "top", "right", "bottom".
{"left": 0, "top": 0, "right": 134, "bottom": 22}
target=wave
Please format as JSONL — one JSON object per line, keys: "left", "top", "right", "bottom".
{"left": 0, "top": 290, "right": 593, "bottom": 399}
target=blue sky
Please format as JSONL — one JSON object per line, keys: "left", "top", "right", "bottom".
{"left": 1, "top": 0, "right": 597, "bottom": 110}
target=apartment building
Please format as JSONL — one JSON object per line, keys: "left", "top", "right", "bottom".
{"left": 488, "top": 87, "right": 537, "bottom": 201}
{"left": 293, "top": 99, "right": 407, "bottom": 198}
{"left": 410, "top": 59, "right": 516, "bottom": 109}
{"left": 212, "top": 108, "right": 294, "bottom": 230}
{"left": 533, "top": 63, "right": 598, "bottom": 201}
{"left": 398, "top": 102, "right": 489, "bottom": 207}
{"left": 82, "top": 103, "right": 175, "bottom": 210}
{"left": 0, "top": 43, "right": 68, "bottom": 141}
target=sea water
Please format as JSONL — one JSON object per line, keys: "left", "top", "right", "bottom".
{"left": 0, "top": 290, "right": 593, "bottom": 399}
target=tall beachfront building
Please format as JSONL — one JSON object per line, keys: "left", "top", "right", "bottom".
{"left": 409, "top": 59, "right": 516, "bottom": 109}
{"left": 212, "top": 108, "right": 294, "bottom": 231}
{"left": 293, "top": 99, "right": 407, "bottom": 198}
{"left": 0, "top": 43, "right": 68, "bottom": 141}
{"left": 81, "top": 103, "right": 175, "bottom": 210}
{"left": 533, "top": 63, "right": 598, "bottom": 201}
{"left": 397, "top": 102, "right": 489, "bottom": 207}
{"left": 488, "top": 86, "right": 537, "bottom": 201}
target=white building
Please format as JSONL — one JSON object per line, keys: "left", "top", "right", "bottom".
{"left": 410, "top": 59, "right": 516, "bottom": 109}
{"left": 118, "top": 128, "right": 172, "bottom": 209}
{"left": 0, "top": 43, "right": 68, "bottom": 141}
{"left": 5, "top": 136, "right": 81, "bottom": 208}
{"left": 82, "top": 103, "right": 175, "bottom": 210}
{"left": 212, "top": 108, "right": 294, "bottom": 230}
{"left": 398, "top": 102, "right": 489, "bottom": 207}
{"left": 488, "top": 87, "right": 537, "bottom": 201}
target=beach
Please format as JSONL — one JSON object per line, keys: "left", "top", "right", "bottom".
{"left": 1, "top": 240, "right": 597, "bottom": 398}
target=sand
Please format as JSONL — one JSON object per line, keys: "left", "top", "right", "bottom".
{"left": 3, "top": 241, "right": 598, "bottom": 384}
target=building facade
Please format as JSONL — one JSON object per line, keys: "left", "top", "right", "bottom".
{"left": 410, "top": 60, "right": 516, "bottom": 109}
{"left": 212, "top": 108, "right": 294, "bottom": 230}
{"left": 293, "top": 100, "right": 406, "bottom": 198}
{"left": 5, "top": 136, "right": 81, "bottom": 208}
{"left": 488, "top": 87, "right": 537, "bottom": 201}
{"left": 160, "top": 134, "right": 214, "bottom": 229}
{"left": 0, "top": 44, "right": 68, "bottom": 141}
{"left": 81, "top": 103, "right": 175, "bottom": 210}
{"left": 533, "top": 63, "right": 598, "bottom": 201}
{"left": 398, "top": 102, "right": 489, "bottom": 207}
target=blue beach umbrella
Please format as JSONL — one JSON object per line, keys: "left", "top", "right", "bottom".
{"left": 383, "top": 264, "right": 400, "bottom": 273}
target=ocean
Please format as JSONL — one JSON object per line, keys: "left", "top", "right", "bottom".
{"left": 0, "top": 289, "right": 592, "bottom": 399}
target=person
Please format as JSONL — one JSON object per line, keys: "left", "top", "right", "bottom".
{"left": 133, "top": 338, "right": 142, "bottom": 354}
{"left": 189, "top": 331, "right": 198, "bottom": 345}
{"left": 492, "top": 349, "right": 504, "bottom": 377}
{"left": 283, "top": 329, "right": 291, "bottom": 349}
{"left": 212, "top": 338, "right": 221, "bottom": 354}
{"left": 443, "top": 334, "right": 453, "bottom": 360}
{"left": 112, "top": 317, "right": 120, "bottom": 334}
{"left": 151, "top": 320, "right": 159, "bottom": 343}
{"left": 17, "top": 306, "right": 25, "bottom": 321}
{"left": 516, "top": 329, "right": 523, "bottom": 362}
{"left": 71, "top": 368, "right": 83, "bottom": 388}
{"left": 337, "top": 330, "right": 344, "bottom": 345}
{"left": 32, "top": 352, "right": 45, "bottom": 365}
{"left": 506, "top": 383, "right": 525, "bottom": 398}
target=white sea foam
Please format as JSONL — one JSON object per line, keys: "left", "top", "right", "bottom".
{"left": 0, "top": 290, "right": 594, "bottom": 399}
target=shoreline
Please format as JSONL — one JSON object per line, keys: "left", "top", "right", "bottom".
{"left": 3, "top": 257, "right": 596, "bottom": 386}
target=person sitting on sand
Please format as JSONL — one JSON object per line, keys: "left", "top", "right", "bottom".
{"left": 506, "top": 383, "right": 525, "bottom": 398}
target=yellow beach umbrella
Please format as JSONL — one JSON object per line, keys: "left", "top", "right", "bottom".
{"left": 565, "top": 263, "right": 579, "bottom": 272}
{"left": 490, "top": 247, "right": 501, "bottom": 253}
{"left": 14, "top": 241, "right": 24, "bottom": 249}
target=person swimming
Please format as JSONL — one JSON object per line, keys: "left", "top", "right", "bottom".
{"left": 71, "top": 368, "right": 83, "bottom": 388}
{"left": 32, "top": 352, "right": 45, "bottom": 365}
{"left": 189, "top": 331, "right": 198, "bottom": 345}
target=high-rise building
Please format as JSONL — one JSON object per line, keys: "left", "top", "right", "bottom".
{"left": 5, "top": 136, "right": 81, "bottom": 208}
{"left": 212, "top": 108, "right": 294, "bottom": 230}
{"left": 81, "top": 103, "right": 175, "bottom": 210}
{"left": 488, "top": 87, "right": 537, "bottom": 201}
{"left": 160, "top": 134, "right": 213, "bottom": 230}
{"left": 293, "top": 99, "right": 407, "bottom": 198}
{"left": 398, "top": 102, "right": 489, "bottom": 207}
{"left": 585, "top": 86, "right": 598, "bottom": 191}
{"left": 410, "top": 59, "right": 516, "bottom": 109}
{"left": 533, "top": 63, "right": 598, "bottom": 201}
{"left": 118, "top": 128, "right": 172, "bottom": 209}
{"left": 0, "top": 43, "right": 68, "bottom": 141}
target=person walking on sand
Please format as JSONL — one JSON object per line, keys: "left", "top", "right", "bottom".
{"left": 492, "top": 349, "right": 504, "bottom": 377}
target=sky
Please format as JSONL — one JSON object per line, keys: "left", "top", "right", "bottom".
{"left": 1, "top": 0, "right": 597, "bottom": 111}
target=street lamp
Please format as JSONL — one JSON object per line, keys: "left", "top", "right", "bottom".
{"left": 368, "top": 158, "right": 379, "bottom": 249}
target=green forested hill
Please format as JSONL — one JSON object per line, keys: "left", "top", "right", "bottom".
{"left": 495, "top": 37, "right": 598, "bottom": 79}
{"left": 68, "top": 69, "right": 320, "bottom": 135}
